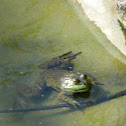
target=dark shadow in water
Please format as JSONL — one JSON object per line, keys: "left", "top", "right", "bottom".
{"left": 1, "top": 85, "right": 126, "bottom": 125}
{"left": 0, "top": 85, "right": 110, "bottom": 113}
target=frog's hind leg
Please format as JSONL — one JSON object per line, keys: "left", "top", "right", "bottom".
{"left": 12, "top": 79, "right": 46, "bottom": 109}
{"left": 57, "top": 51, "right": 82, "bottom": 70}
{"left": 15, "top": 79, "right": 46, "bottom": 98}
{"left": 12, "top": 84, "right": 30, "bottom": 109}
{"left": 58, "top": 51, "right": 72, "bottom": 58}
{"left": 39, "top": 51, "right": 82, "bottom": 69}
{"left": 59, "top": 51, "right": 82, "bottom": 61}
{"left": 39, "top": 52, "right": 73, "bottom": 69}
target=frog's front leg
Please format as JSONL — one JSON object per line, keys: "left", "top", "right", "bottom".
{"left": 57, "top": 91, "right": 80, "bottom": 108}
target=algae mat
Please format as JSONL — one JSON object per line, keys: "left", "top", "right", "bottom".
{"left": 0, "top": 0, "right": 126, "bottom": 126}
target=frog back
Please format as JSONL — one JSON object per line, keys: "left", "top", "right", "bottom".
{"left": 41, "top": 68, "right": 69, "bottom": 90}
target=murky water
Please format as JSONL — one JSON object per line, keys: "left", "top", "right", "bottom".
{"left": 0, "top": 0, "right": 126, "bottom": 126}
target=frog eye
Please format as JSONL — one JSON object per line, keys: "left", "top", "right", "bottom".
{"left": 73, "top": 79, "right": 81, "bottom": 85}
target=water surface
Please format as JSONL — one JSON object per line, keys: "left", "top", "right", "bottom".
{"left": 0, "top": 0, "right": 126, "bottom": 126}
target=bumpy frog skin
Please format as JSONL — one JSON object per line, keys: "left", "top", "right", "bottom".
{"left": 14, "top": 51, "right": 95, "bottom": 108}
{"left": 60, "top": 73, "right": 93, "bottom": 92}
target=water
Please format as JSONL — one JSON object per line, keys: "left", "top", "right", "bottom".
{"left": 0, "top": 0, "right": 126, "bottom": 126}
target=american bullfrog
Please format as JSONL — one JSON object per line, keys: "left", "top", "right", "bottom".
{"left": 14, "top": 51, "right": 95, "bottom": 108}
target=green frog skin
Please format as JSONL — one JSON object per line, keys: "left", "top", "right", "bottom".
{"left": 14, "top": 51, "right": 95, "bottom": 108}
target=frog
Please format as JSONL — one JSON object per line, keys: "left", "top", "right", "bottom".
{"left": 13, "top": 51, "right": 95, "bottom": 108}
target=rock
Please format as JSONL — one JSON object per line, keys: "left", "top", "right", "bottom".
{"left": 72, "top": 0, "right": 126, "bottom": 56}
{"left": 117, "top": 0, "right": 126, "bottom": 26}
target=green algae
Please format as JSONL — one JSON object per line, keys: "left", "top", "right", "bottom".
{"left": 0, "top": 0, "right": 126, "bottom": 126}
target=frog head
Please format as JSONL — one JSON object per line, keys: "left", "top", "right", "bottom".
{"left": 60, "top": 72, "right": 94, "bottom": 93}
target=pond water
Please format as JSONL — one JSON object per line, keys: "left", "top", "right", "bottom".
{"left": 0, "top": 0, "right": 126, "bottom": 126}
